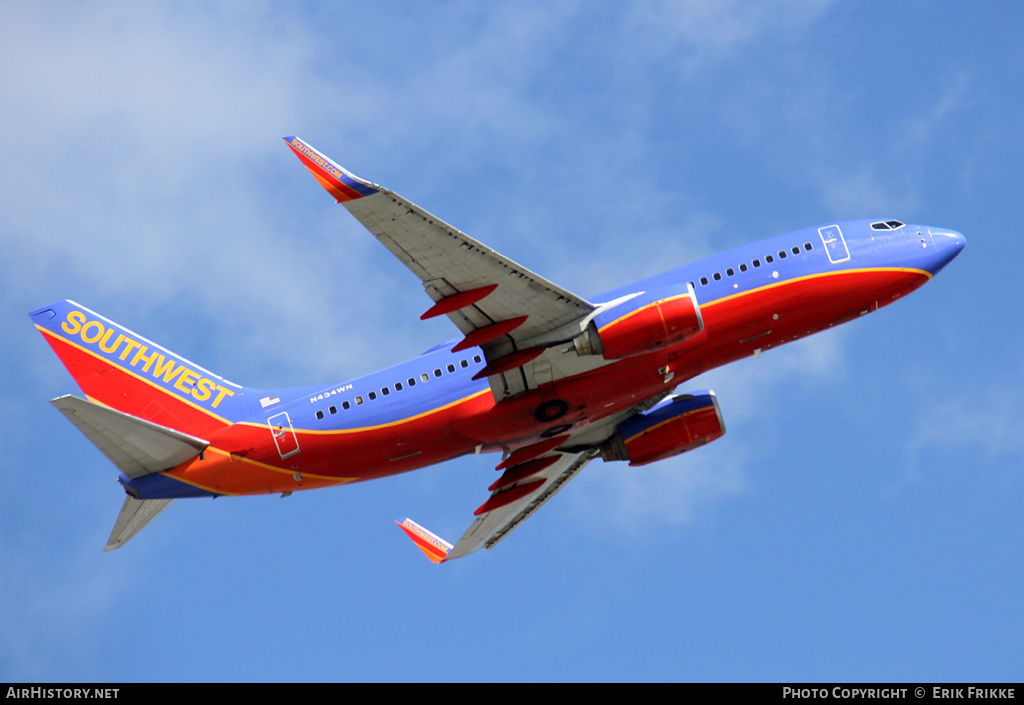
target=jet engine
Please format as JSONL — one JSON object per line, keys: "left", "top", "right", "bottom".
{"left": 573, "top": 287, "right": 703, "bottom": 360}
{"left": 599, "top": 390, "right": 725, "bottom": 466}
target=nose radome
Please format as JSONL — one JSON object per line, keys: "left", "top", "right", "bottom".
{"left": 927, "top": 227, "right": 966, "bottom": 274}
{"left": 932, "top": 228, "right": 966, "bottom": 250}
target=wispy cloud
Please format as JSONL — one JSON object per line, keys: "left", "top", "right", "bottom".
{"left": 627, "top": 0, "right": 838, "bottom": 75}
{"left": 904, "top": 365, "right": 1024, "bottom": 478}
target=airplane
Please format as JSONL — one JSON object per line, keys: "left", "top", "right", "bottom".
{"left": 30, "top": 136, "right": 966, "bottom": 561}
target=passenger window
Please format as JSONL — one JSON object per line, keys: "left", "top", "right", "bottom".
{"left": 753, "top": 259, "right": 761, "bottom": 268}
{"left": 460, "top": 359, "right": 469, "bottom": 368}
{"left": 700, "top": 276, "right": 708, "bottom": 286}
{"left": 778, "top": 251, "right": 787, "bottom": 259}
{"left": 473, "top": 355, "right": 482, "bottom": 364}
{"left": 395, "top": 382, "right": 403, "bottom": 391}
{"left": 713, "top": 272, "right": 722, "bottom": 281}
{"left": 447, "top": 364, "right": 455, "bottom": 373}
{"left": 368, "top": 391, "right": 377, "bottom": 401}
{"left": 726, "top": 268, "right": 734, "bottom": 277}
{"left": 342, "top": 401, "right": 351, "bottom": 410}
{"left": 739, "top": 263, "right": 748, "bottom": 272}
{"left": 420, "top": 373, "right": 429, "bottom": 382}
{"left": 804, "top": 242, "right": 813, "bottom": 251}
{"left": 434, "top": 368, "right": 442, "bottom": 378}
{"left": 766, "top": 255, "right": 774, "bottom": 263}
{"left": 315, "top": 410, "right": 324, "bottom": 420}
{"left": 408, "top": 377, "right": 416, "bottom": 387}
{"left": 792, "top": 246, "right": 800, "bottom": 255}
{"left": 355, "top": 396, "right": 364, "bottom": 405}
{"left": 381, "top": 387, "right": 390, "bottom": 396}
{"left": 329, "top": 406, "right": 337, "bottom": 415}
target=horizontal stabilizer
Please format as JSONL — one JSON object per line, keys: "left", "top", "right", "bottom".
{"left": 51, "top": 395, "right": 209, "bottom": 478}
{"left": 106, "top": 497, "right": 174, "bottom": 551}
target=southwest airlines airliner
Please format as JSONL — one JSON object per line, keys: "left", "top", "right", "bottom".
{"left": 30, "top": 137, "right": 966, "bottom": 562}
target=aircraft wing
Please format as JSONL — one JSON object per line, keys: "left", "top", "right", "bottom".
{"left": 285, "top": 137, "right": 605, "bottom": 397}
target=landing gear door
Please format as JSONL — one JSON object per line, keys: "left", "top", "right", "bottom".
{"left": 818, "top": 225, "right": 851, "bottom": 264}
{"left": 268, "top": 411, "right": 300, "bottom": 459}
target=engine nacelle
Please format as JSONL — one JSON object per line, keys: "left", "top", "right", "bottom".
{"left": 574, "top": 287, "right": 703, "bottom": 360}
{"left": 599, "top": 390, "right": 725, "bottom": 467}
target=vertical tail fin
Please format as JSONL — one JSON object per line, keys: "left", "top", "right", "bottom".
{"left": 30, "top": 300, "right": 249, "bottom": 437}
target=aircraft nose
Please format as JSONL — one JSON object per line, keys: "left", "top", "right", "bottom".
{"left": 927, "top": 227, "right": 966, "bottom": 275}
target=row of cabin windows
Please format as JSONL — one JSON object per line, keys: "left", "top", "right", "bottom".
{"left": 694, "top": 242, "right": 814, "bottom": 288}
{"left": 313, "top": 354, "right": 484, "bottom": 420}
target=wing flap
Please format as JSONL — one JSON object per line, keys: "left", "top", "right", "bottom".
{"left": 51, "top": 395, "right": 209, "bottom": 478}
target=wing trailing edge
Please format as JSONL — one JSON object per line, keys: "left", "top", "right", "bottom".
{"left": 396, "top": 449, "right": 598, "bottom": 564}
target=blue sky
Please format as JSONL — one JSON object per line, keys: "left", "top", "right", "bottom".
{"left": 2, "top": 1, "right": 1021, "bottom": 682}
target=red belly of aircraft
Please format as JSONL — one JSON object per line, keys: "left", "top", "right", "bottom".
{"left": 159, "top": 267, "right": 930, "bottom": 497}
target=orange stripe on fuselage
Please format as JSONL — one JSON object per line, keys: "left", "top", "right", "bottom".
{"left": 161, "top": 446, "right": 358, "bottom": 496}
{"left": 165, "top": 390, "right": 495, "bottom": 495}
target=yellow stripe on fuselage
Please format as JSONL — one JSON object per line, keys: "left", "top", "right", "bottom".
{"left": 697, "top": 266, "right": 932, "bottom": 310}
{"left": 254, "top": 388, "right": 493, "bottom": 436}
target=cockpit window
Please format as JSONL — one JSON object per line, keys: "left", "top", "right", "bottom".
{"left": 872, "top": 220, "right": 906, "bottom": 231}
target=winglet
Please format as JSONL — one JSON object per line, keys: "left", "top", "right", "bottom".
{"left": 395, "top": 518, "right": 453, "bottom": 564}
{"left": 283, "top": 136, "right": 381, "bottom": 203}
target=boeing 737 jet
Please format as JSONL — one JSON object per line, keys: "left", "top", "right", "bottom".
{"left": 30, "top": 137, "right": 966, "bottom": 561}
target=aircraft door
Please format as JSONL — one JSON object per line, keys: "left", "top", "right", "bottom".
{"left": 818, "top": 225, "right": 851, "bottom": 264}
{"left": 267, "top": 411, "right": 300, "bottom": 459}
